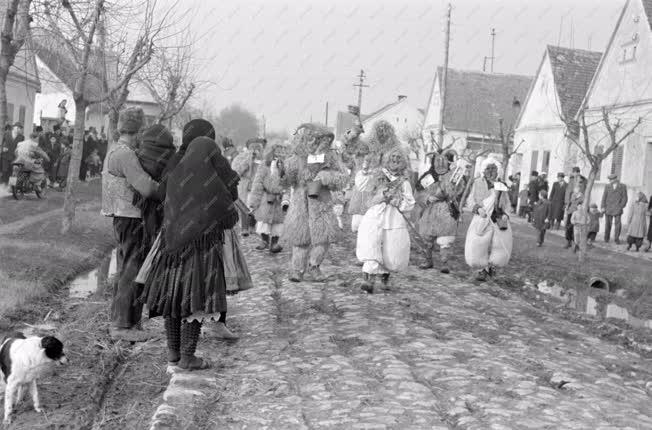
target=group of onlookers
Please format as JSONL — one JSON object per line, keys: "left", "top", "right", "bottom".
{"left": 511, "top": 166, "right": 650, "bottom": 252}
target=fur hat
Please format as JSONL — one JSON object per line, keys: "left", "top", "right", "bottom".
{"left": 118, "top": 107, "right": 144, "bottom": 134}
{"left": 480, "top": 157, "right": 502, "bottom": 175}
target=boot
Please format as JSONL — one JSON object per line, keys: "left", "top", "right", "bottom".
{"left": 439, "top": 248, "right": 450, "bottom": 274}
{"left": 305, "top": 265, "right": 326, "bottom": 283}
{"left": 179, "top": 320, "right": 210, "bottom": 370}
{"left": 289, "top": 271, "right": 303, "bottom": 282}
{"left": 256, "top": 234, "right": 270, "bottom": 251}
{"left": 419, "top": 247, "right": 434, "bottom": 270}
{"left": 361, "top": 274, "right": 375, "bottom": 294}
{"left": 270, "top": 236, "right": 283, "bottom": 253}
{"left": 475, "top": 269, "right": 488, "bottom": 282}
{"left": 380, "top": 273, "right": 391, "bottom": 290}
{"left": 214, "top": 321, "right": 239, "bottom": 340}
{"left": 564, "top": 240, "right": 572, "bottom": 249}
{"left": 165, "top": 318, "right": 181, "bottom": 367}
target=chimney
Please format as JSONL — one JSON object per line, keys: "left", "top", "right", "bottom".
{"left": 398, "top": 95, "right": 407, "bottom": 101}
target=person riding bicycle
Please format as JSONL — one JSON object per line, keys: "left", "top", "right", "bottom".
{"left": 13, "top": 131, "right": 50, "bottom": 189}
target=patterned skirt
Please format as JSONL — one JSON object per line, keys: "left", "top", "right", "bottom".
{"left": 139, "top": 230, "right": 228, "bottom": 322}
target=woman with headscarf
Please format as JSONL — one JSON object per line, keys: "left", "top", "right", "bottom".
{"left": 139, "top": 120, "right": 240, "bottom": 370}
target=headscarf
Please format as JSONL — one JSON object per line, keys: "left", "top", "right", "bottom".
{"left": 136, "top": 124, "right": 175, "bottom": 181}
{"left": 163, "top": 136, "right": 239, "bottom": 253}
{"left": 182, "top": 119, "right": 215, "bottom": 150}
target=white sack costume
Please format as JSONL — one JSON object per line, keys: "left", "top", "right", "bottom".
{"left": 356, "top": 178, "right": 415, "bottom": 274}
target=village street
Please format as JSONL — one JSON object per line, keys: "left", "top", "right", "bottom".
{"left": 143, "top": 232, "right": 652, "bottom": 430}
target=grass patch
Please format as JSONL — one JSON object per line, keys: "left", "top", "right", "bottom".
{"left": 0, "top": 180, "right": 113, "bottom": 318}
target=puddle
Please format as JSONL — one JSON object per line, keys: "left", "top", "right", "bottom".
{"left": 69, "top": 249, "right": 117, "bottom": 299}
{"left": 527, "top": 280, "right": 652, "bottom": 330}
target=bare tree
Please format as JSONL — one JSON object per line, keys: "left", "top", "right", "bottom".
{"left": 34, "top": 0, "right": 166, "bottom": 232}
{"left": 563, "top": 107, "right": 643, "bottom": 261}
{"left": 496, "top": 118, "right": 525, "bottom": 181}
{"left": 403, "top": 126, "right": 425, "bottom": 160}
{"left": 141, "top": 43, "right": 197, "bottom": 127}
{"left": 0, "top": 0, "right": 31, "bottom": 156}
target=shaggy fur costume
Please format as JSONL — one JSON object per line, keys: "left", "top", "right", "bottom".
{"left": 281, "top": 125, "right": 349, "bottom": 248}
{"left": 247, "top": 144, "right": 289, "bottom": 225}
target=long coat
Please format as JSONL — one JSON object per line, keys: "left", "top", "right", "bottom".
{"left": 564, "top": 176, "right": 587, "bottom": 210}
{"left": 549, "top": 180, "right": 567, "bottom": 221}
{"left": 532, "top": 200, "right": 551, "bottom": 230}
{"left": 601, "top": 182, "right": 628, "bottom": 216}
{"left": 626, "top": 201, "right": 648, "bottom": 238}
{"left": 247, "top": 162, "right": 288, "bottom": 225}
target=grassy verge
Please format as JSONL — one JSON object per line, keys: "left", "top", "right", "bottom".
{"left": 0, "top": 180, "right": 114, "bottom": 319}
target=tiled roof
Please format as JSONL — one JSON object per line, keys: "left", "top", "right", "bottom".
{"left": 435, "top": 67, "right": 532, "bottom": 135}
{"left": 643, "top": 0, "right": 652, "bottom": 29}
{"left": 547, "top": 46, "right": 602, "bottom": 121}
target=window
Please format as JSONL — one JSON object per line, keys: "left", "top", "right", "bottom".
{"left": 610, "top": 145, "right": 624, "bottom": 178}
{"left": 530, "top": 150, "right": 539, "bottom": 172}
{"left": 7, "top": 103, "right": 14, "bottom": 125}
{"left": 18, "top": 105, "right": 25, "bottom": 126}
{"left": 621, "top": 43, "right": 637, "bottom": 63}
{"left": 542, "top": 150, "right": 551, "bottom": 174}
{"left": 595, "top": 145, "right": 604, "bottom": 178}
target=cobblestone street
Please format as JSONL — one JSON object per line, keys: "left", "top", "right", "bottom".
{"left": 180, "top": 236, "right": 652, "bottom": 429}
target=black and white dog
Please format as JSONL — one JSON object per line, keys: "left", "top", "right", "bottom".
{"left": 0, "top": 333, "right": 67, "bottom": 424}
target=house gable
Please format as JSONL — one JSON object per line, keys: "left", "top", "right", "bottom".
{"left": 361, "top": 99, "right": 424, "bottom": 142}
{"left": 517, "top": 51, "right": 564, "bottom": 130}
{"left": 422, "top": 71, "right": 441, "bottom": 131}
{"left": 585, "top": 0, "right": 652, "bottom": 108}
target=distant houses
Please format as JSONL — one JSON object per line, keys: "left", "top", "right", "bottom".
{"left": 421, "top": 67, "right": 532, "bottom": 175}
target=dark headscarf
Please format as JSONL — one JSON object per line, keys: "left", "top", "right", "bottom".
{"left": 182, "top": 119, "right": 215, "bottom": 149}
{"left": 136, "top": 124, "right": 175, "bottom": 181}
{"left": 163, "top": 136, "right": 239, "bottom": 253}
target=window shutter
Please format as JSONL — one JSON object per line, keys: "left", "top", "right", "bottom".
{"left": 542, "top": 151, "right": 551, "bottom": 174}
{"left": 7, "top": 103, "right": 14, "bottom": 125}
{"left": 610, "top": 145, "right": 624, "bottom": 178}
{"left": 595, "top": 145, "right": 604, "bottom": 178}
{"left": 18, "top": 106, "right": 25, "bottom": 126}
{"left": 530, "top": 150, "right": 539, "bottom": 172}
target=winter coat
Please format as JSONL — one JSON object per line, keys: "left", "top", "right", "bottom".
{"left": 588, "top": 210, "right": 602, "bottom": 233}
{"left": 232, "top": 150, "right": 259, "bottom": 200}
{"left": 564, "top": 176, "right": 587, "bottom": 209}
{"left": 55, "top": 148, "right": 71, "bottom": 180}
{"left": 532, "top": 199, "right": 551, "bottom": 230}
{"left": 571, "top": 209, "right": 589, "bottom": 226}
{"left": 417, "top": 170, "right": 463, "bottom": 239}
{"left": 549, "top": 181, "right": 567, "bottom": 220}
{"left": 626, "top": 201, "right": 648, "bottom": 239}
{"left": 247, "top": 161, "right": 289, "bottom": 225}
{"left": 280, "top": 150, "right": 349, "bottom": 247}
{"left": 601, "top": 182, "right": 628, "bottom": 216}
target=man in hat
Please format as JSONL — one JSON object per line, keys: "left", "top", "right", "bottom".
{"left": 102, "top": 107, "right": 159, "bottom": 341}
{"left": 564, "top": 166, "right": 587, "bottom": 248}
{"left": 601, "top": 173, "right": 628, "bottom": 244}
{"left": 549, "top": 172, "right": 567, "bottom": 229}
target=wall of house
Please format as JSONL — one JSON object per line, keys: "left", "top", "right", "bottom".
{"left": 518, "top": 53, "right": 566, "bottom": 127}
{"left": 6, "top": 74, "right": 39, "bottom": 134}
{"left": 588, "top": 0, "right": 652, "bottom": 108}
{"left": 361, "top": 101, "right": 424, "bottom": 145}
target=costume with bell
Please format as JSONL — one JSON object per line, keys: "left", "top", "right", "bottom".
{"left": 280, "top": 124, "right": 349, "bottom": 282}
{"left": 464, "top": 159, "right": 513, "bottom": 282}
{"left": 356, "top": 147, "right": 415, "bottom": 293}
{"left": 415, "top": 149, "right": 465, "bottom": 273}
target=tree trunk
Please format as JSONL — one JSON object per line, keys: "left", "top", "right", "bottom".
{"left": 62, "top": 101, "right": 88, "bottom": 234}
{"left": 0, "top": 69, "right": 8, "bottom": 154}
{"left": 578, "top": 168, "right": 598, "bottom": 262}
{"left": 107, "top": 108, "right": 119, "bottom": 150}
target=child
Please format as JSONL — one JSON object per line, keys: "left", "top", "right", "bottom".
{"left": 356, "top": 147, "right": 414, "bottom": 294}
{"left": 532, "top": 190, "right": 551, "bottom": 246}
{"left": 85, "top": 148, "right": 102, "bottom": 178}
{"left": 570, "top": 198, "right": 589, "bottom": 253}
{"left": 587, "top": 203, "right": 603, "bottom": 246}
{"left": 518, "top": 188, "right": 529, "bottom": 218}
{"left": 626, "top": 192, "right": 648, "bottom": 251}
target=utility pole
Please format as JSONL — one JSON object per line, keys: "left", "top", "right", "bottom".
{"left": 437, "top": 3, "right": 452, "bottom": 151}
{"left": 490, "top": 28, "right": 496, "bottom": 72}
{"left": 261, "top": 115, "right": 266, "bottom": 138}
{"left": 353, "top": 69, "right": 369, "bottom": 113}
{"left": 325, "top": 102, "right": 329, "bottom": 126}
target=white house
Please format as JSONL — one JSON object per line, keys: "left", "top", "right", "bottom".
{"left": 578, "top": 0, "right": 652, "bottom": 221}
{"left": 359, "top": 95, "right": 424, "bottom": 169}
{"left": 514, "top": 46, "right": 602, "bottom": 193}
{"left": 0, "top": 31, "right": 41, "bottom": 134}
{"left": 422, "top": 67, "right": 532, "bottom": 175}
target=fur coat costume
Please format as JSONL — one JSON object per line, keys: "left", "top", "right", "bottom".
{"left": 343, "top": 119, "right": 404, "bottom": 216}
{"left": 281, "top": 124, "right": 349, "bottom": 247}
{"left": 247, "top": 143, "right": 290, "bottom": 225}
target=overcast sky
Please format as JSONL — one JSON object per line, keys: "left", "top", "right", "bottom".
{"left": 181, "top": 0, "right": 625, "bottom": 133}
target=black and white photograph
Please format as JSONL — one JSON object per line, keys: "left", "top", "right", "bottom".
{"left": 0, "top": 0, "right": 652, "bottom": 428}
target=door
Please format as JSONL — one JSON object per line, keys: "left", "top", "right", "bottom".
{"left": 645, "top": 141, "right": 652, "bottom": 197}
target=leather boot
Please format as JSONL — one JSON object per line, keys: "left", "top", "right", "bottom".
{"left": 256, "top": 234, "right": 270, "bottom": 251}
{"left": 439, "top": 248, "right": 450, "bottom": 274}
{"left": 165, "top": 317, "right": 181, "bottom": 365}
{"left": 419, "top": 247, "right": 434, "bottom": 270}
{"left": 289, "top": 271, "right": 303, "bottom": 282}
{"left": 179, "top": 320, "right": 210, "bottom": 370}
{"left": 361, "top": 274, "right": 375, "bottom": 294}
{"left": 270, "top": 236, "right": 283, "bottom": 253}
{"left": 380, "top": 273, "right": 391, "bottom": 290}
{"left": 305, "top": 265, "right": 326, "bottom": 282}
